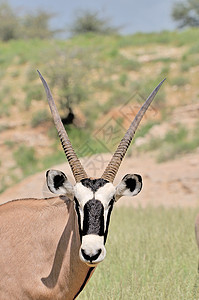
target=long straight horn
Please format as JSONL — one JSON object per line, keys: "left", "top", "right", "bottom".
{"left": 101, "top": 79, "right": 166, "bottom": 182}
{"left": 38, "top": 70, "right": 88, "bottom": 182}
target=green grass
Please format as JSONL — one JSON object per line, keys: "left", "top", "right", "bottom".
{"left": 136, "top": 121, "right": 159, "bottom": 138}
{"left": 78, "top": 206, "right": 199, "bottom": 300}
{"left": 117, "top": 55, "right": 141, "bottom": 71}
{"left": 119, "top": 73, "right": 128, "bottom": 87}
{"left": 187, "top": 42, "right": 199, "bottom": 55}
{"left": 157, "top": 124, "right": 199, "bottom": 163}
{"left": 24, "top": 84, "right": 44, "bottom": 109}
{"left": 180, "top": 61, "right": 193, "bottom": 72}
{"left": 0, "top": 124, "right": 10, "bottom": 133}
{"left": 13, "top": 145, "right": 38, "bottom": 176}
{"left": 31, "top": 109, "right": 50, "bottom": 127}
{"left": 151, "top": 57, "right": 176, "bottom": 63}
{"left": 26, "top": 66, "right": 39, "bottom": 81}
{"left": 169, "top": 76, "right": 189, "bottom": 87}
{"left": 138, "top": 123, "right": 199, "bottom": 163}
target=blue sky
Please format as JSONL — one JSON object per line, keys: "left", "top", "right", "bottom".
{"left": 8, "top": 0, "right": 177, "bottom": 36}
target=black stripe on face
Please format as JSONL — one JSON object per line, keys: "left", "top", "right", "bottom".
{"left": 82, "top": 199, "right": 104, "bottom": 236}
{"left": 104, "top": 198, "right": 114, "bottom": 244}
{"left": 74, "top": 197, "right": 82, "bottom": 241}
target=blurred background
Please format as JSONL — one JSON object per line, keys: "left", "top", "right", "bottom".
{"left": 0, "top": 0, "right": 199, "bottom": 194}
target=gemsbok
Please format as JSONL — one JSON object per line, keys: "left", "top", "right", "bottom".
{"left": 0, "top": 72, "right": 165, "bottom": 300}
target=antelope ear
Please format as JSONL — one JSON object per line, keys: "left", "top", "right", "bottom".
{"left": 115, "top": 174, "right": 142, "bottom": 201}
{"left": 46, "top": 169, "right": 74, "bottom": 199}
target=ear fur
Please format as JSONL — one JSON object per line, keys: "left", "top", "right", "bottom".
{"left": 46, "top": 169, "right": 74, "bottom": 199}
{"left": 115, "top": 174, "right": 142, "bottom": 201}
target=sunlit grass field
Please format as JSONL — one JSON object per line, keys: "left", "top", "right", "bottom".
{"left": 78, "top": 206, "right": 199, "bottom": 300}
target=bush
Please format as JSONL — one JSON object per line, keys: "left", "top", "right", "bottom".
{"left": 138, "top": 124, "right": 199, "bottom": 163}
{"left": 31, "top": 110, "right": 50, "bottom": 127}
{"left": 172, "top": 0, "right": 199, "bottom": 28}
{"left": 118, "top": 55, "right": 141, "bottom": 71}
{"left": 47, "top": 53, "right": 90, "bottom": 120}
{"left": 0, "top": 2, "right": 59, "bottom": 41}
{"left": 24, "top": 84, "right": 43, "bottom": 109}
{"left": 69, "top": 10, "right": 119, "bottom": 36}
{"left": 19, "top": 10, "right": 58, "bottom": 39}
{"left": 170, "top": 76, "right": 189, "bottom": 87}
{"left": 26, "top": 67, "right": 38, "bottom": 81}
{"left": 119, "top": 73, "right": 128, "bottom": 86}
{"left": 0, "top": 2, "right": 19, "bottom": 41}
{"left": 14, "top": 145, "right": 38, "bottom": 176}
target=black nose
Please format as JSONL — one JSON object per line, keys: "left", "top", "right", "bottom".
{"left": 81, "top": 249, "right": 102, "bottom": 262}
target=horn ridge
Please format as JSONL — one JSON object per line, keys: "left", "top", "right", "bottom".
{"left": 38, "top": 70, "right": 87, "bottom": 182}
{"left": 101, "top": 79, "right": 166, "bottom": 182}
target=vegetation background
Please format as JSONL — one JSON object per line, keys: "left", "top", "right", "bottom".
{"left": 0, "top": 0, "right": 199, "bottom": 298}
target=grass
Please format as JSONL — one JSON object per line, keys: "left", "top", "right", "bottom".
{"left": 13, "top": 145, "right": 38, "bottom": 176}
{"left": 136, "top": 120, "right": 159, "bottom": 138}
{"left": 180, "top": 61, "right": 194, "bottom": 72}
{"left": 117, "top": 55, "right": 141, "bottom": 71}
{"left": 119, "top": 73, "right": 128, "bottom": 87}
{"left": 0, "top": 124, "right": 10, "bottom": 133}
{"left": 31, "top": 109, "right": 50, "bottom": 127}
{"left": 78, "top": 206, "right": 199, "bottom": 300}
{"left": 138, "top": 123, "right": 199, "bottom": 163}
{"left": 187, "top": 42, "right": 199, "bottom": 55}
{"left": 157, "top": 124, "right": 199, "bottom": 163}
{"left": 169, "top": 76, "right": 189, "bottom": 87}
{"left": 24, "top": 84, "right": 44, "bottom": 109}
{"left": 26, "top": 66, "right": 39, "bottom": 81}
{"left": 0, "top": 104, "right": 10, "bottom": 117}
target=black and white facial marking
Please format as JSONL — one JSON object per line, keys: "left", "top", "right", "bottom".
{"left": 46, "top": 170, "right": 142, "bottom": 266}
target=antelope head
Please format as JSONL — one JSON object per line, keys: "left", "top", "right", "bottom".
{"left": 38, "top": 71, "right": 165, "bottom": 266}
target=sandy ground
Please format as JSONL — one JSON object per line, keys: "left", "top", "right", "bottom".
{"left": 0, "top": 152, "right": 199, "bottom": 208}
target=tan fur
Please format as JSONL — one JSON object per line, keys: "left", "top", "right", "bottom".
{"left": 0, "top": 197, "right": 95, "bottom": 299}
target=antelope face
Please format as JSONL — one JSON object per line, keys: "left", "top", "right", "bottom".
{"left": 46, "top": 170, "right": 142, "bottom": 266}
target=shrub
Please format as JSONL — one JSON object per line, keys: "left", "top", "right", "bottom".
{"left": 31, "top": 110, "right": 50, "bottom": 127}
{"left": 172, "top": 0, "right": 199, "bottom": 29}
{"left": 0, "top": 2, "right": 19, "bottom": 41}
{"left": 26, "top": 67, "right": 38, "bottom": 81}
{"left": 24, "top": 84, "right": 43, "bottom": 109}
{"left": 136, "top": 121, "right": 160, "bottom": 138}
{"left": 119, "top": 73, "right": 128, "bottom": 86}
{"left": 0, "top": 2, "right": 59, "bottom": 41}
{"left": 180, "top": 61, "right": 193, "bottom": 72}
{"left": 118, "top": 56, "right": 141, "bottom": 71}
{"left": 170, "top": 76, "right": 189, "bottom": 87}
{"left": 69, "top": 10, "right": 119, "bottom": 36}
{"left": 11, "top": 70, "right": 20, "bottom": 78}
{"left": 0, "top": 124, "right": 9, "bottom": 132}
{"left": 14, "top": 145, "right": 38, "bottom": 176}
